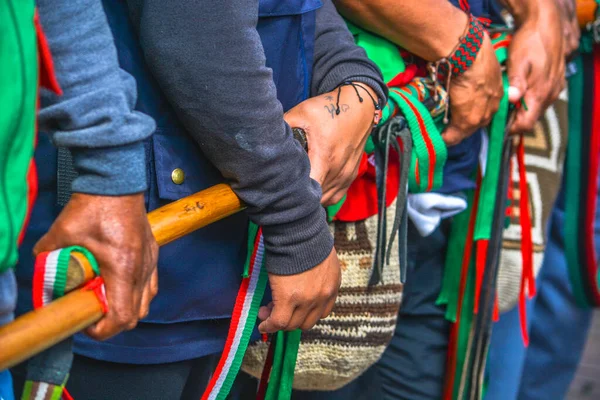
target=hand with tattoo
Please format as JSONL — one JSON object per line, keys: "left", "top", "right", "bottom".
{"left": 283, "top": 83, "right": 378, "bottom": 205}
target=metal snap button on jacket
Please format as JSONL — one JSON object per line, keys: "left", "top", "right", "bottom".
{"left": 171, "top": 168, "right": 185, "bottom": 185}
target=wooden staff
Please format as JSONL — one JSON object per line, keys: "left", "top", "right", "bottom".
{"left": 0, "top": 183, "right": 243, "bottom": 371}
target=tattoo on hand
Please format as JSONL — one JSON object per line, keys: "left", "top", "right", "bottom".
{"left": 324, "top": 103, "right": 350, "bottom": 119}
{"left": 324, "top": 104, "right": 336, "bottom": 119}
{"left": 325, "top": 95, "right": 334, "bottom": 101}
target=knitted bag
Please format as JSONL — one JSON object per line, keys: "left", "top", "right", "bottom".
{"left": 241, "top": 198, "right": 403, "bottom": 391}
{"left": 495, "top": 99, "right": 567, "bottom": 313}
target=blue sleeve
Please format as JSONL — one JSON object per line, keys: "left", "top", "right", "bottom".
{"left": 36, "top": 0, "right": 155, "bottom": 195}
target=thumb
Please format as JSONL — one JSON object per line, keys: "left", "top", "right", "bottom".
{"left": 308, "top": 150, "right": 327, "bottom": 186}
{"left": 441, "top": 124, "right": 465, "bottom": 147}
{"left": 258, "top": 301, "right": 294, "bottom": 334}
{"left": 33, "top": 230, "right": 64, "bottom": 257}
{"left": 507, "top": 59, "right": 531, "bottom": 103}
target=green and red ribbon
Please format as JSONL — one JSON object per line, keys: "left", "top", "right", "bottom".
{"left": 565, "top": 46, "right": 600, "bottom": 307}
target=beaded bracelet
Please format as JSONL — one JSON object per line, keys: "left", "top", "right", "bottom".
{"left": 427, "top": 14, "right": 485, "bottom": 123}
{"left": 438, "top": 14, "right": 485, "bottom": 78}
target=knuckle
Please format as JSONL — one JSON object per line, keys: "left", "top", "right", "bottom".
{"left": 466, "top": 114, "right": 482, "bottom": 128}
{"left": 270, "top": 318, "right": 288, "bottom": 331}
{"left": 330, "top": 192, "right": 345, "bottom": 205}
{"left": 323, "top": 285, "right": 338, "bottom": 300}
{"left": 113, "top": 312, "right": 136, "bottom": 329}
{"left": 444, "top": 136, "right": 461, "bottom": 147}
{"left": 140, "top": 308, "right": 150, "bottom": 320}
{"left": 489, "top": 101, "right": 500, "bottom": 116}
{"left": 124, "top": 319, "right": 138, "bottom": 331}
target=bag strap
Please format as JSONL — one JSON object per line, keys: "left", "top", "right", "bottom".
{"left": 370, "top": 117, "right": 412, "bottom": 285}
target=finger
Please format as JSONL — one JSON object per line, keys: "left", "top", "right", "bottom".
{"left": 509, "top": 99, "right": 542, "bottom": 134}
{"left": 507, "top": 59, "right": 531, "bottom": 103}
{"left": 258, "top": 302, "right": 275, "bottom": 321}
{"left": 322, "top": 296, "right": 336, "bottom": 319}
{"left": 308, "top": 153, "right": 328, "bottom": 187}
{"left": 442, "top": 125, "right": 465, "bottom": 147}
{"left": 258, "top": 301, "right": 295, "bottom": 334}
{"left": 86, "top": 265, "right": 142, "bottom": 340}
{"left": 299, "top": 306, "right": 325, "bottom": 331}
{"left": 138, "top": 277, "right": 156, "bottom": 320}
{"left": 86, "top": 281, "right": 142, "bottom": 340}
{"left": 286, "top": 305, "right": 313, "bottom": 331}
{"left": 86, "top": 296, "right": 140, "bottom": 341}
{"left": 33, "top": 231, "right": 63, "bottom": 256}
{"left": 322, "top": 191, "right": 346, "bottom": 207}
{"left": 322, "top": 184, "right": 350, "bottom": 207}
{"left": 85, "top": 306, "right": 139, "bottom": 342}
{"left": 149, "top": 268, "right": 159, "bottom": 298}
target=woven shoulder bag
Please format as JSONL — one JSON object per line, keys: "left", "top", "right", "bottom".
{"left": 241, "top": 199, "right": 403, "bottom": 391}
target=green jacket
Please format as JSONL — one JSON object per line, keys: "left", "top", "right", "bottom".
{"left": 0, "top": 0, "right": 38, "bottom": 273}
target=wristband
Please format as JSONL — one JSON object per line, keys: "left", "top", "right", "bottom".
{"left": 335, "top": 81, "right": 383, "bottom": 127}
{"left": 439, "top": 14, "right": 485, "bottom": 78}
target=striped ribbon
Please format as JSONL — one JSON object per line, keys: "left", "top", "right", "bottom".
{"left": 27, "top": 246, "right": 101, "bottom": 400}
{"left": 387, "top": 88, "right": 447, "bottom": 193}
{"left": 32, "top": 246, "right": 99, "bottom": 309}
{"left": 22, "top": 380, "right": 70, "bottom": 400}
{"left": 201, "top": 223, "right": 268, "bottom": 400}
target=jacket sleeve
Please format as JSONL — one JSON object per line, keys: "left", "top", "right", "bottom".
{"left": 311, "top": 0, "right": 388, "bottom": 102}
{"left": 126, "top": 0, "right": 333, "bottom": 275}
{"left": 36, "top": 0, "right": 155, "bottom": 196}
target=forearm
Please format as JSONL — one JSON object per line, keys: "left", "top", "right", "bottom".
{"left": 312, "top": 0, "right": 387, "bottom": 101}
{"left": 333, "top": 0, "right": 468, "bottom": 61}
{"left": 129, "top": 0, "right": 333, "bottom": 274}
{"left": 37, "top": 0, "right": 154, "bottom": 195}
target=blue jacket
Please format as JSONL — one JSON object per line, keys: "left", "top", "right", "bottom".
{"left": 17, "top": 0, "right": 388, "bottom": 364}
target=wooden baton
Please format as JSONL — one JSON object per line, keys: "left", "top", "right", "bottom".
{"left": 0, "top": 183, "right": 243, "bottom": 370}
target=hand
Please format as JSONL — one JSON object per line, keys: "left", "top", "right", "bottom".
{"left": 284, "top": 84, "right": 377, "bottom": 206}
{"left": 443, "top": 33, "right": 504, "bottom": 146}
{"left": 257, "top": 248, "right": 341, "bottom": 333}
{"left": 556, "top": 0, "right": 580, "bottom": 58}
{"left": 506, "top": 0, "right": 566, "bottom": 134}
{"left": 33, "top": 193, "right": 158, "bottom": 341}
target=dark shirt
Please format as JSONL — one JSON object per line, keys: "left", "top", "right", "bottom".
{"left": 124, "top": 0, "right": 387, "bottom": 275}
{"left": 73, "top": 0, "right": 388, "bottom": 363}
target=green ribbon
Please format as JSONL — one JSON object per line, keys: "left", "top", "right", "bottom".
{"left": 437, "top": 187, "right": 476, "bottom": 322}
{"left": 473, "top": 74, "right": 509, "bottom": 241}
{"left": 389, "top": 90, "right": 447, "bottom": 193}
{"left": 265, "top": 330, "right": 302, "bottom": 400}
